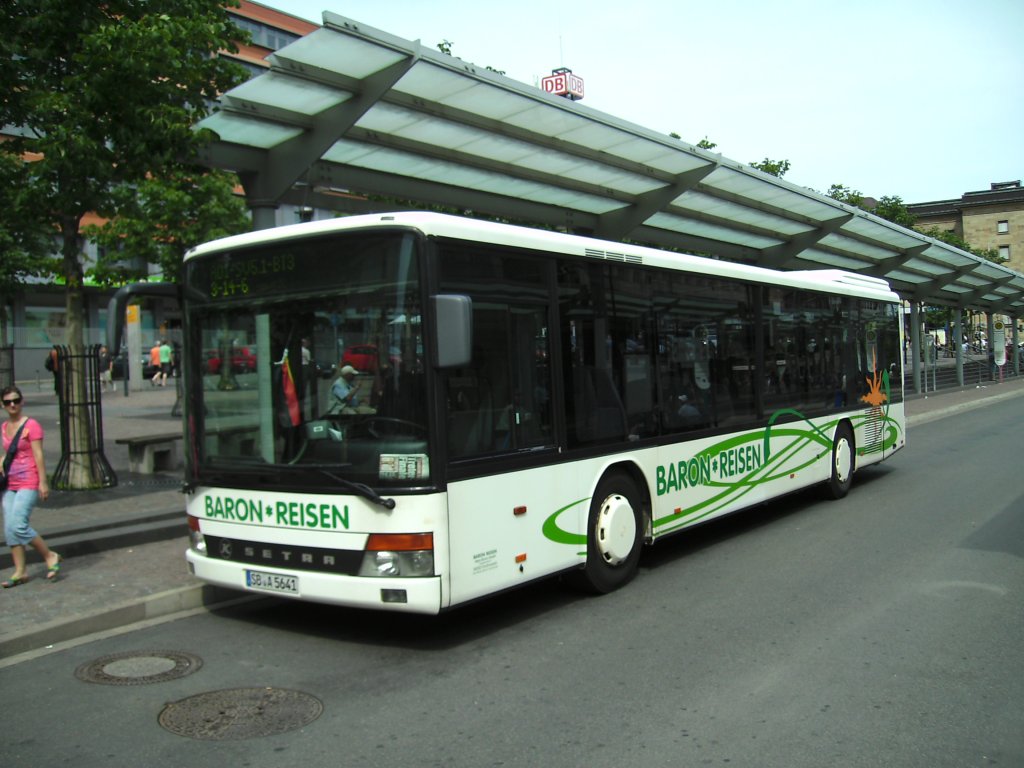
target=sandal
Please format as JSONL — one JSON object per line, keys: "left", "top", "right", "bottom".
{"left": 2, "top": 575, "right": 29, "bottom": 588}
{"left": 46, "top": 554, "right": 63, "bottom": 582}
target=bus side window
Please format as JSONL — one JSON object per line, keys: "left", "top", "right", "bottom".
{"left": 439, "top": 247, "right": 555, "bottom": 459}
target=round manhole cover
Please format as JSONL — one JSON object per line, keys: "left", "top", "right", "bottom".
{"left": 159, "top": 687, "right": 323, "bottom": 740}
{"left": 75, "top": 650, "right": 202, "bottom": 686}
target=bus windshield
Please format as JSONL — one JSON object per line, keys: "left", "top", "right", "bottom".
{"left": 183, "top": 230, "right": 430, "bottom": 491}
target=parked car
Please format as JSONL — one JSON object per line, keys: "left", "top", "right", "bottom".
{"left": 205, "top": 346, "right": 257, "bottom": 374}
{"left": 111, "top": 355, "right": 160, "bottom": 381}
{"left": 340, "top": 344, "right": 400, "bottom": 373}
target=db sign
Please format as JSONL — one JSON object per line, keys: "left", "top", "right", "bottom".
{"left": 541, "top": 68, "right": 584, "bottom": 101}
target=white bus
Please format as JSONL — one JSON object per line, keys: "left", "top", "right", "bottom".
{"left": 180, "top": 212, "right": 905, "bottom": 612}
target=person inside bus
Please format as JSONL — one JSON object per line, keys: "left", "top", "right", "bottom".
{"left": 676, "top": 388, "right": 703, "bottom": 428}
{"left": 329, "top": 365, "right": 374, "bottom": 415}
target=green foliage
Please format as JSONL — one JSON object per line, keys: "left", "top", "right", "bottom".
{"left": 0, "top": 0, "right": 247, "bottom": 295}
{"left": 1, "top": 1, "right": 248, "bottom": 486}
{"left": 750, "top": 157, "right": 791, "bottom": 178}
{"left": 696, "top": 136, "right": 717, "bottom": 150}
{"left": 921, "top": 227, "right": 1004, "bottom": 264}
{"left": 0, "top": 153, "right": 55, "bottom": 300}
{"left": 84, "top": 167, "right": 251, "bottom": 285}
{"left": 0, "top": 153, "right": 58, "bottom": 338}
{"left": 924, "top": 305, "right": 953, "bottom": 330}
{"left": 825, "top": 183, "right": 865, "bottom": 208}
{"left": 435, "top": 39, "right": 504, "bottom": 75}
{"left": 871, "top": 195, "right": 916, "bottom": 228}
{"left": 828, "top": 186, "right": 918, "bottom": 229}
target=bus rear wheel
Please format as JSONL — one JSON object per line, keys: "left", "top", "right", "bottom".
{"left": 578, "top": 472, "right": 643, "bottom": 594}
{"left": 826, "top": 423, "right": 855, "bottom": 499}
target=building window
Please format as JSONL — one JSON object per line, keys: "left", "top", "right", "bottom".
{"left": 997, "top": 220, "right": 1009, "bottom": 234}
{"left": 999, "top": 245, "right": 1010, "bottom": 261}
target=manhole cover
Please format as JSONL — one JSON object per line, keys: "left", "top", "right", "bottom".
{"left": 75, "top": 650, "right": 202, "bottom": 686}
{"left": 159, "top": 687, "right": 323, "bottom": 740}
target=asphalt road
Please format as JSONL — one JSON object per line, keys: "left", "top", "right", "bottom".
{"left": 2, "top": 398, "right": 1022, "bottom": 768}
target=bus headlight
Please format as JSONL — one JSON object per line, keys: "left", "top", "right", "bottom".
{"left": 358, "top": 533, "right": 434, "bottom": 578}
{"left": 187, "top": 515, "right": 206, "bottom": 554}
{"left": 370, "top": 551, "right": 401, "bottom": 577}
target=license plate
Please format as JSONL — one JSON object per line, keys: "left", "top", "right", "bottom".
{"left": 245, "top": 569, "right": 299, "bottom": 595}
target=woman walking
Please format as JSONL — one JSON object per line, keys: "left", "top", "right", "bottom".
{"left": 1, "top": 385, "right": 61, "bottom": 587}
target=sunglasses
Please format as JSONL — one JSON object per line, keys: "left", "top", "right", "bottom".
{"left": 2, "top": 397, "right": 22, "bottom": 406}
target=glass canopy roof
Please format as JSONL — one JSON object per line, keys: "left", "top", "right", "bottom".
{"left": 195, "top": 11, "right": 1023, "bottom": 315}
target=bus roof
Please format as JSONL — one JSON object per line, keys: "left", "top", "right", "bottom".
{"left": 186, "top": 212, "right": 900, "bottom": 302}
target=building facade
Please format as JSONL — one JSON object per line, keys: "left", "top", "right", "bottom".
{"left": 908, "top": 180, "right": 1024, "bottom": 274}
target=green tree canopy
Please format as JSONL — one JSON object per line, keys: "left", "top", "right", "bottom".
{"left": 0, "top": 0, "right": 247, "bottom": 487}
{"left": 749, "top": 157, "right": 791, "bottom": 178}
{"left": 921, "top": 226, "right": 1003, "bottom": 264}
{"left": 84, "top": 166, "right": 250, "bottom": 285}
{"left": 825, "top": 183, "right": 866, "bottom": 208}
{"left": 872, "top": 195, "right": 916, "bottom": 228}
{"left": 0, "top": 152, "right": 55, "bottom": 342}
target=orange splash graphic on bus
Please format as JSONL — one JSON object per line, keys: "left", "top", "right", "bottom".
{"left": 860, "top": 354, "right": 889, "bottom": 408}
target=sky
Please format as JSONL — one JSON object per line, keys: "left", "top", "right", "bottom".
{"left": 263, "top": 0, "right": 1023, "bottom": 204}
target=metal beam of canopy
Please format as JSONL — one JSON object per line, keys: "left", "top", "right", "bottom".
{"left": 194, "top": 10, "right": 1024, "bottom": 318}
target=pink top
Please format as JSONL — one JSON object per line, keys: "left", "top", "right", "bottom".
{"left": 2, "top": 418, "right": 43, "bottom": 491}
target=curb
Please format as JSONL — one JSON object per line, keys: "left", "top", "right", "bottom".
{"left": 0, "top": 510, "right": 186, "bottom": 570}
{"left": 906, "top": 384, "right": 1024, "bottom": 427}
{"left": 0, "top": 583, "right": 258, "bottom": 661}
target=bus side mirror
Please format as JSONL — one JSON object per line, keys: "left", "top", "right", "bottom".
{"left": 433, "top": 294, "right": 472, "bottom": 368}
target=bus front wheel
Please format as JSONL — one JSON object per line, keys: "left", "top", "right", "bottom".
{"left": 578, "top": 473, "right": 643, "bottom": 594}
{"left": 826, "top": 423, "right": 855, "bottom": 500}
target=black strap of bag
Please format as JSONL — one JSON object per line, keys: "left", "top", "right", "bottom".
{"left": 1, "top": 421, "right": 28, "bottom": 480}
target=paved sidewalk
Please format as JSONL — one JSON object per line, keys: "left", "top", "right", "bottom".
{"left": 2, "top": 374, "right": 1024, "bottom": 661}
{"left": 2, "top": 381, "right": 187, "bottom": 571}
{"left": 1, "top": 382, "right": 204, "bottom": 660}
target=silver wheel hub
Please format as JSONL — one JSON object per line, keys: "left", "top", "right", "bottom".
{"left": 596, "top": 493, "right": 637, "bottom": 566}
{"left": 835, "top": 437, "right": 852, "bottom": 483}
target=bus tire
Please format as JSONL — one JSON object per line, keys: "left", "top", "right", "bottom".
{"left": 578, "top": 472, "right": 643, "bottom": 594}
{"left": 826, "top": 423, "right": 855, "bottom": 500}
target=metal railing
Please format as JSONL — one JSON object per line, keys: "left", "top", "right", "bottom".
{"left": 0, "top": 344, "right": 12, "bottom": 389}
{"left": 50, "top": 344, "right": 117, "bottom": 489}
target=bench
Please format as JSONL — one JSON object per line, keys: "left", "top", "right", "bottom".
{"left": 115, "top": 432, "right": 184, "bottom": 474}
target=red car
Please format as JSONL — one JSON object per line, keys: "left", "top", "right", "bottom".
{"left": 341, "top": 344, "right": 400, "bottom": 373}
{"left": 205, "top": 346, "right": 257, "bottom": 374}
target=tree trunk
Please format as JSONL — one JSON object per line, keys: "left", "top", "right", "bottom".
{"left": 58, "top": 215, "right": 104, "bottom": 489}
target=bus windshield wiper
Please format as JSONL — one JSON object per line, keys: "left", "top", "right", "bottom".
{"left": 310, "top": 466, "right": 396, "bottom": 510}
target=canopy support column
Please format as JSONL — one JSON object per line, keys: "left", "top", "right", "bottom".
{"left": 910, "top": 302, "right": 921, "bottom": 394}
{"left": 953, "top": 309, "right": 964, "bottom": 387}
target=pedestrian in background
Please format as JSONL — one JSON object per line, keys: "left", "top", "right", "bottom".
{"left": 98, "top": 344, "right": 114, "bottom": 392}
{"left": 1, "top": 385, "right": 61, "bottom": 588}
{"left": 45, "top": 346, "right": 60, "bottom": 396}
{"left": 158, "top": 338, "right": 173, "bottom": 386}
{"left": 150, "top": 341, "right": 162, "bottom": 386}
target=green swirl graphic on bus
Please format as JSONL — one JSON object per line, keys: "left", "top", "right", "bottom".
{"left": 654, "top": 396, "right": 901, "bottom": 533}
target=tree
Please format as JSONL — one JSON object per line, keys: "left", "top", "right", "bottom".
{"left": 84, "top": 166, "right": 251, "bottom": 285}
{"left": 920, "top": 226, "right": 1003, "bottom": 264}
{"left": 0, "top": 152, "right": 54, "bottom": 345}
{"left": 825, "top": 183, "right": 865, "bottom": 208}
{"left": 826, "top": 186, "right": 917, "bottom": 228}
{"left": 436, "top": 39, "right": 505, "bottom": 75}
{"left": 872, "top": 195, "right": 916, "bottom": 228}
{"left": 0, "top": 0, "right": 247, "bottom": 487}
{"left": 750, "top": 157, "right": 791, "bottom": 178}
